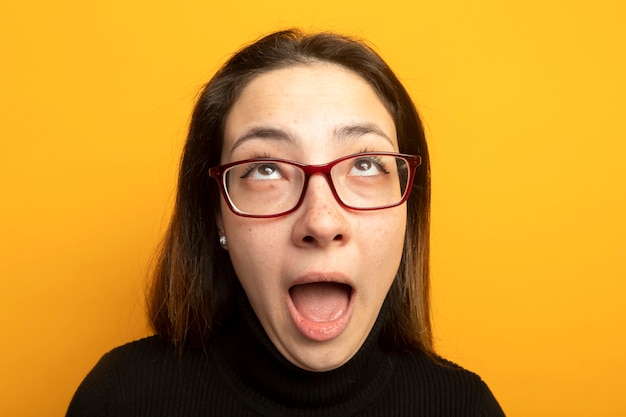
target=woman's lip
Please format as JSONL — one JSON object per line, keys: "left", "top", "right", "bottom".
{"left": 286, "top": 273, "right": 355, "bottom": 342}
{"left": 288, "top": 272, "right": 354, "bottom": 287}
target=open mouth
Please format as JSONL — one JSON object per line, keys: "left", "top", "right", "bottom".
{"left": 288, "top": 282, "right": 354, "bottom": 341}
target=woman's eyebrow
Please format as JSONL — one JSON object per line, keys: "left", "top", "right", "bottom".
{"left": 229, "top": 127, "right": 295, "bottom": 155}
{"left": 334, "top": 123, "right": 394, "bottom": 146}
{"left": 229, "top": 123, "right": 393, "bottom": 156}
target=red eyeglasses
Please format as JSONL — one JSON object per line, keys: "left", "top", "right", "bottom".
{"left": 209, "top": 152, "right": 421, "bottom": 218}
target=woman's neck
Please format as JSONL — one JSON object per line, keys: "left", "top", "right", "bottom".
{"left": 211, "top": 290, "right": 396, "bottom": 412}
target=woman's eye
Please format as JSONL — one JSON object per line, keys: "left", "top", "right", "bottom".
{"left": 349, "top": 158, "right": 387, "bottom": 176}
{"left": 242, "top": 163, "right": 283, "bottom": 180}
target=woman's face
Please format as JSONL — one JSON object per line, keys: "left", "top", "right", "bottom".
{"left": 217, "top": 63, "right": 406, "bottom": 371}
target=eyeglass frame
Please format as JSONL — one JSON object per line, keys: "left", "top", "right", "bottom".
{"left": 208, "top": 151, "right": 422, "bottom": 218}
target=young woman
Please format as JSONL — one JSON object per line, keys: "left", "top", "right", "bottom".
{"left": 67, "top": 29, "right": 505, "bottom": 416}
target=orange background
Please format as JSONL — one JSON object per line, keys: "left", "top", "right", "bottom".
{"left": 1, "top": 1, "right": 625, "bottom": 415}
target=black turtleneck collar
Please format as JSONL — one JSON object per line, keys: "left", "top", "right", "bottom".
{"left": 211, "top": 290, "right": 396, "bottom": 416}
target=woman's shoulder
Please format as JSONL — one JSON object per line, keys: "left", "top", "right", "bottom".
{"left": 391, "top": 350, "right": 505, "bottom": 416}
{"left": 99, "top": 335, "right": 177, "bottom": 362}
{"left": 87, "top": 335, "right": 214, "bottom": 381}
{"left": 66, "top": 336, "right": 212, "bottom": 416}
{"left": 395, "top": 349, "right": 483, "bottom": 383}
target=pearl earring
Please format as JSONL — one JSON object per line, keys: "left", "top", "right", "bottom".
{"left": 219, "top": 235, "right": 227, "bottom": 248}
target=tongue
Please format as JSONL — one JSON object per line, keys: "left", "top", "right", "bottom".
{"left": 290, "top": 282, "right": 351, "bottom": 322}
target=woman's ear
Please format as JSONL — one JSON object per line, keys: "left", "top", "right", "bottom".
{"left": 216, "top": 210, "right": 228, "bottom": 250}
{"left": 215, "top": 209, "right": 224, "bottom": 234}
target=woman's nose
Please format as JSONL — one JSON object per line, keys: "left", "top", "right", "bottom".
{"left": 291, "top": 174, "right": 350, "bottom": 247}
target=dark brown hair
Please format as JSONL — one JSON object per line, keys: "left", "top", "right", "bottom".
{"left": 148, "top": 29, "right": 432, "bottom": 353}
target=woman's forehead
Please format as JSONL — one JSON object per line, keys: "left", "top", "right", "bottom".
{"left": 221, "top": 63, "right": 397, "bottom": 159}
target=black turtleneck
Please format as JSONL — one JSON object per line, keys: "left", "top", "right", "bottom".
{"left": 66, "top": 296, "right": 505, "bottom": 416}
